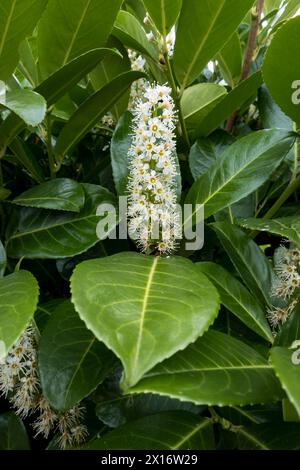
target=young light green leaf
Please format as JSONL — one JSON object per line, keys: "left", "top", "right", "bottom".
{"left": 128, "top": 330, "right": 283, "bottom": 406}
{"left": 263, "top": 16, "right": 300, "bottom": 123}
{"left": 142, "top": 0, "right": 182, "bottom": 35}
{"left": 110, "top": 111, "right": 133, "bottom": 195}
{"left": 0, "top": 90, "right": 46, "bottom": 127}
{"left": 185, "top": 129, "right": 294, "bottom": 220}
{"left": 38, "top": 0, "right": 123, "bottom": 78}
{"left": 6, "top": 184, "right": 116, "bottom": 259}
{"left": 211, "top": 222, "right": 276, "bottom": 306}
{"left": 0, "top": 413, "right": 30, "bottom": 450}
{"left": 271, "top": 347, "right": 300, "bottom": 419}
{"left": 196, "top": 262, "right": 273, "bottom": 342}
{"left": 0, "top": 0, "right": 47, "bottom": 80}
{"left": 173, "top": 0, "right": 254, "bottom": 90}
{"left": 55, "top": 71, "right": 145, "bottom": 158}
{"left": 84, "top": 412, "right": 214, "bottom": 450}
{"left": 71, "top": 252, "right": 220, "bottom": 388}
{"left": 0, "top": 270, "right": 39, "bottom": 358}
{"left": 38, "top": 300, "right": 116, "bottom": 411}
{"left": 13, "top": 178, "right": 85, "bottom": 212}
{"left": 181, "top": 83, "right": 227, "bottom": 134}
{"left": 236, "top": 217, "right": 300, "bottom": 246}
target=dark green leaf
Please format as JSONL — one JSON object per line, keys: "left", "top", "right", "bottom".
{"left": 216, "top": 32, "right": 242, "bottom": 87}
{"left": 0, "top": 413, "right": 30, "bottom": 450}
{"left": 0, "top": 240, "right": 6, "bottom": 277}
{"left": 13, "top": 178, "right": 85, "bottom": 212}
{"left": 236, "top": 216, "right": 300, "bottom": 246}
{"left": 234, "top": 422, "right": 300, "bottom": 449}
{"left": 129, "top": 330, "right": 283, "bottom": 406}
{"left": 9, "top": 138, "right": 45, "bottom": 183}
{"left": 55, "top": 71, "right": 145, "bottom": 158}
{"left": 38, "top": 300, "right": 116, "bottom": 411}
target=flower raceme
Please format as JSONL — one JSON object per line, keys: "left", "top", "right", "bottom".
{"left": 127, "top": 83, "right": 181, "bottom": 254}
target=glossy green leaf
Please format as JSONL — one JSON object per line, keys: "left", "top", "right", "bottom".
{"left": 6, "top": 184, "right": 116, "bottom": 259}
{"left": 113, "top": 10, "right": 157, "bottom": 59}
{"left": 211, "top": 222, "right": 275, "bottom": 306}
{"left": 0, "top": 0, "right": 47, "bottom": 80}
{"left": 0, "top": 270, "right": 39, "bottom": 358}
{"left": 0, "top": 413, "right": 30, "bottom": 450}
{"left": 0, "top": 240, "right": 6, "bottom": 277}
{"left": 0, "top": 89, "right": 46, "bottom": 127}
{"left": 38, "top": 300, "right": 116, "bottom": 411}
{"left": 185, "top": 129, "right": 293, "bottom": 220}
{"left": 271, "top": 347, "right": 300, "bottom": 418}
{"left": 13, "top": 178, "right": 85, "bottom": 212}
{"left": 263, "top": 16, "right": 300, "bottom": 123}
{"left": 129, "top": 330, "right": 282, "bottom": 406}
{"left": 0, "top": 48, "right": 118, "bottom": 150}
{"left": 84, "top": 412, "right": 214, "bottom": 450}
{"left": 38, "top": 0, "right": 122, "bottom": 78}
{"left": 216, "top": 32, "right": 242, "bottom": 87}
{"left": 258, "top": 85, "right": 293, "bottom": 130}
{"left": 55, "top": 71, "right": 145, "bottom": 158}
{"left": 196, "top": 262, "right": 273, "bottom": 342}
{"left": 236, "top": 217, "right": 300, "bottom": 246}
{"left": 71, "top": 252, "right": 220, "bottom": 388}
{"left": 189, "top": 130, "right": 235, "bottom": 180}
{"left": 173, "top": 0, "right": 254, "bottom": 89}
{"left": 110, "top": 111, "right": 132, "bottom": 195}
{"left": 143, "top": 0, "right": 182, "bottom": 35}
{"left": 89, "top": 39, "right": 130, "bottom": 119}
{"left": 18, "top": 38, "right": 38, "bottom": 87}
{"left": 198, "top": 71, "right": 263, "bottom": 137}
{"left": 181, "top": 83, "right": 227, "bottom": 133}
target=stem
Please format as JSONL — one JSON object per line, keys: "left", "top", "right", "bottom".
{"left": 163, "top": 49, "right": 190, "bottom": 149}
{"left": 46, "top": 114, "right": 56, "bottom": 178}
{"left": 225, "top": 0, "right": 265, "bottom": 133}
{"left": 262, "top": 174, "right": 300, "bottom": 219}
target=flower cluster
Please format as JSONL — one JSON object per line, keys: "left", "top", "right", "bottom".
{"left": 127, "top": 82, "right": 181, "bottom": 254}
{"left": 0, "top": 326, "right": 87, "bottom": 449}
{"left": 128, "top": 49, "right": 147, "bottom": 110}
{"left": 267, "top": 245, "right": 300, "bottom": 329}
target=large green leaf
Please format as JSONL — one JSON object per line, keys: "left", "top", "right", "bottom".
{"left": 13, "top": 178, "right": 85, "bottom": 212}
{"left": 38, "top": 0, "right": 122, "bottom": 78}
{"left": 0, "top": 0, "right": 47, "bottom": 80}
{"left": 258, "top": 85, "right": 293, "bottom": 130}
{"left": 189, "top": 130, "right": 235, "bottom": 180}
{"left": 6, "top": 184, "right": 116, "bottom": 259}
{"left": 181, "top": 83, "right": 227, "bottom": 134}
{"left": 113, "top": 10, "right": 157, "bottom": 59}
{"left": 216, "top": 32, "right": 242, "bottom": 87}
{"left": 142, "top": 0, "right": 182, "bottom": 35}
{"left": 0, "top": 413, "right": 30, "bottom": 450}
{"left": 71, "top": 252, "right": 220, "bottom": 388}
{"left": 38, "top": 300, "right": 116, "bottom": 411}
{"left": 129, "top": 330, "right": 282, "bottom": 406}
{"left": 263, "top": 16, "right": 300, "bottom": 123}
{"left": 0, "top": 240, "right": 6, "bottom": 277}
{"left": 89, "top": 39, "right": 130, "bottom": 119}
{"left": 271, "top": 347, "right": 300, "bottom": 418}
{"left": 197, "top": 71, "right": 263, "bottom": 137}
{"left": 84, "top": 412, "right": 214, "bottom": 450}
{"left": 55, "top": 71, "right": 145, "bottom": 158}
{"left": 18, "top": 38, "right": 38, "bottom": 87}
{"left": 236, "top": 217, "right": 300, "bottom": 246}
{"left": 9, "top": 138, "right": 45, "bottom": 183}
{"left": 0, "top": 89, "right": 46, "bottom": 127}
{"left": 0, "top": 270, "right": 39, "bottom": 358}
{"left": 110, "top": 111, "right": 132, "bottom": 195}
{"left": 196, "top": 262, "right": 273, "bottom": 342}
{"left": 173, "top": 0, "right": 254, "bottom": 90}
{"left": 0, "top": 48, "right": 117, "bottom": 150}
{"left": 211, "top": 222, "right": 275, "bottom": 306}
{"left": 185, "top": 129, "right": 293, "bottom": 220}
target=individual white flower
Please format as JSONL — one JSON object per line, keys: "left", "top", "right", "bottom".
{"left": 127, "top": 82, "right": 180, "bottom": 254}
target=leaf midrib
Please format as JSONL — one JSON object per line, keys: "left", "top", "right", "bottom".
{"left": 145, "top": 364, "right": 273, "bottom": 378}
{"left": 170, "top": 419, "right": 210, "bottom": 450}
{"left": 62, "top": 0, "right": 92, "bottom": 66}
{"left": 0, "top": 0, "right": 17, "bottom": 57}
